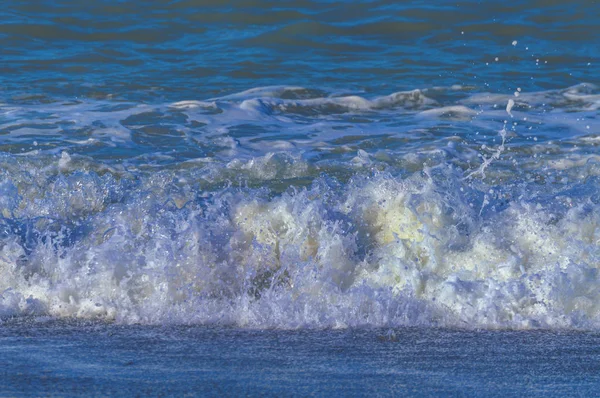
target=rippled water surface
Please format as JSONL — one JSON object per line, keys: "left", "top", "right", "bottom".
{"left": 2, "top": 0, "right": 598, "bottom": 100}
{"left": 4, "top": 321, "right": 600, "bottom": 397}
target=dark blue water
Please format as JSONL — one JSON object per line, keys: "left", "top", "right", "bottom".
{"left": 1, "top": 1, "right": 597, "bottom": 101}
{"left": 1, "top": 0, "right": 600, "bottom": 395}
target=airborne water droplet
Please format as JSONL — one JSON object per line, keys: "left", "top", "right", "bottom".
{"left": 506, "top": 99, "right": 515, "bottom": 117}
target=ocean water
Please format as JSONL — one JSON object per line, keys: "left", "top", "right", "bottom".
{"left": 3, "top": 320, "right": 600, "bottom": 397}
{"left": 1, "top": 0, "right": 599, "bottom": 394}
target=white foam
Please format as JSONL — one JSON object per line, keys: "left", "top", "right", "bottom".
{"left": 0, "top": 165, "right": 598, "bottom": 330}
{"left": 419, "top": 105, "right": 478, "bottom": 119}
{"left": 1, "top": 85, "right": 600, "bottom": 330}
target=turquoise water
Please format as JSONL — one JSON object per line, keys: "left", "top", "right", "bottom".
{"left": 0, "top": 0, "right": 599, "bottom": 394}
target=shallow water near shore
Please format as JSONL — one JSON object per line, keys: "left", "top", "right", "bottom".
{"left": 1, "top": 0, "right": 599, "bottom": 331}
{"left": 2, "top": 320, "right": 600, "bottom": 397}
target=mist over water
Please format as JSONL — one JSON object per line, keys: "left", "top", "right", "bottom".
{"left": 0, "top": 0, "right": 599, "bottom": 330}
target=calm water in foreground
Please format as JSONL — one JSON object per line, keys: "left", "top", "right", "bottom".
{"left": 3, "top": 321, "right": 600, "bottom": 397}
{"left": 1, "top": 0, "right": 599, "bottom": 395}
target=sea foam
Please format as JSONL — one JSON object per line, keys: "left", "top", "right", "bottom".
{"left": 1, "top": 85, "right": 599, "bottom": 329}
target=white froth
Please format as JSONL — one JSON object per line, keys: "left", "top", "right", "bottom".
{"left": 419, "top": 105, "right": 478, "bottom": 119}
{"left": 1, "top": 164, "right": 598, "bottom": 330}
{"left": 1, "top": 85, "right": 600, "bottom": 330}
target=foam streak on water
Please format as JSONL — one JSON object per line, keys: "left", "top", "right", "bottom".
{"left": 0, "top": 83, "right": 599, "bottom": 330}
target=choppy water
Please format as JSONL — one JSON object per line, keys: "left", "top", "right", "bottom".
{"left": 1, "top": 1, "right": 599, "bottom": 331}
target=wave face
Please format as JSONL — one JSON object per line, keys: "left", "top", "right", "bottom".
{"left": 1, "top": 83, "right": 600, "bottom": 329}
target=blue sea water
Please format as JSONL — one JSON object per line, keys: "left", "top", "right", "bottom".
{"left": 1, "top": 0, "right": 599, "bottom": 395}
{"left": 4, "top": 320, "right": 600, "bottom": 397}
